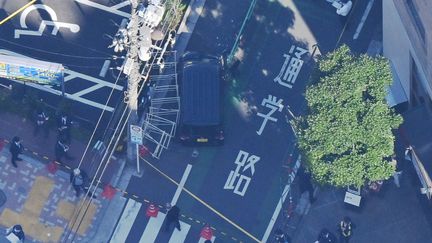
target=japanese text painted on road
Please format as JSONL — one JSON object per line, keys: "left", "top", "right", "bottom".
{"left": 224, "top": 150, "right": 260, "bottom": 197}
{"left": 274, "top": 45, "right": 308, "bottom": 89}
{"left": 255, "top": 44, "right": 309, "bottom": 136}
{"left": 256, "top": 95, "right": 283, "bottom": 135}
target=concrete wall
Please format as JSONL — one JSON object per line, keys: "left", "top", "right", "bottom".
{"left": 383, "top": 0, "right": 432, "bottom": 101}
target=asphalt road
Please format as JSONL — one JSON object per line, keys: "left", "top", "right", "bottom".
{"left": 120, "top": 0, "right": 384, "bottom": 243}
{"left": 0, "top": 0, "right": 130, "bottom": 123}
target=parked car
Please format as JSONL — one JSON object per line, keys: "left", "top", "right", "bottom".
{"left": 178, "top": 52, "right": 224, "bottom": 145}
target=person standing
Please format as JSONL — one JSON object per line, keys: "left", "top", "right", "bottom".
{"left": 9, "top": 136, "right": 24, "bottom": 168}
{"left": 55, "top": 138, "right": 73, "bottom": 163}
{"left": 338, "top": 216, "right": 353, "bottom": 243}
{"left": 33, "top": 108, "right": 50, "bottom": 138}
{"left": 70, "top": 168, "right": 91, "bottom": 197}
{"left": 390, "top": 155, "right": 402, "bottom": 188}
{"left": 274, "top": 228, "right": 291, "bottom": 243}
{"left": 298, "top": 166, "right": 317, "bottom": 204}
{"left": 5, "top": 224, "right": 25, "bottom": 243}
{"left": 164, "top": 205, "right": 181, "bottom": 232}
{"left": 316, "top": 228, "right": 337, "bottom": 243}
{"left": 57, "top": 112, "right": 73, "bottom": 144}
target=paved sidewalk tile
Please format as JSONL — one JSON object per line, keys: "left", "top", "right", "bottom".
{"left": 0, "top": 149, "right": 103, "bottom": 243}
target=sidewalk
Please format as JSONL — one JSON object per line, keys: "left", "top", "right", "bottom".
{"left": 0, "top": 112, "right": 120, "bottom": 184}
{"left": 0, "top": 146, "right": 105, "bottom": 242}
{"left": 0, "top": 111, "right": 125, "bottom": 242}
{"left": 280, "top": 124, "right": 432, "bottom": 243}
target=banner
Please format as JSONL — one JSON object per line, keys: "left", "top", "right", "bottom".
{"left": 0, "top": 54, "right": 63, "bottom": 86}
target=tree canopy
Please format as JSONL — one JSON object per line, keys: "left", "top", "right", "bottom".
{"left": 293, "top": 45, "right": 403, "bottom": 187}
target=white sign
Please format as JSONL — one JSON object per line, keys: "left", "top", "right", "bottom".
{"left": 256, "top": 95, "right": 283, "bottom": 135}
{"left": 224, "top": 150, "right": 260, "bottom": 197}
{"left": 130, "top": 125, "right": 143, "bottom": 145}
{"left": 274, "top": 45, "right": 308, "bottom": 89}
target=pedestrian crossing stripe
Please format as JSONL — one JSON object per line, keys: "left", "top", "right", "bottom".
{"left": 168, "top": 221, "right": 191, "bottom": 243}
{"left": 111, "top": 198, "right": 217, "bottom": 243}
{"left": 110, "top": 199, "right": 142, "bottom": 243}
{"left": 139, "top": 212, "right": 166, "bottom": 243}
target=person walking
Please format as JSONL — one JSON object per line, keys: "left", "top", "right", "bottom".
{"left": 55, "top": 138, "right": 73, "bottom": 163}
{"left": 164, "top": 205, "right": 181, "bottom": 232}
{"left": 57, "top": 112, "right": 73, "bottom": 144}
{"left": 298, "top": 166, "right": 317, "bottom": 204}
{"left": 9, "top": 136, "right": 24, "bottom": 168}
{"left": 33, "top": 108, "right": 50, "bottom": 138}
{"left": 338, "top": 216, "right": 353, "bottom": 243}
{"left": 316, "top": 228, "right": 337, "bottom": 243}
{"left": 70, "top": 168, "right": 93, "bottom": 198}
{"left": 5, "top": 224, "right": 25, "bottom": 243}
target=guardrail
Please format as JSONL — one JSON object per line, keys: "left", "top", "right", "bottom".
{"left": 408, "top": 146, "right": 432, "bottom": 199}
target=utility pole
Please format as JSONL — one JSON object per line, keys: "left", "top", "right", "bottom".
{"left": 124, "top": 0, "right": 141, "bottom": 165}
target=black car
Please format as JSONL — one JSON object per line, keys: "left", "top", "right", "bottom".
{"left": 178, "top": 52, "right": 224, "bottom": 145}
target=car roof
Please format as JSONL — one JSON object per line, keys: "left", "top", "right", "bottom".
{"left": 181, "top": 56, "right": 221, "bottom": 126}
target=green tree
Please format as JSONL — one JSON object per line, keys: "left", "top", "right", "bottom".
{"left": 293, "top": 45, "right": 403, "bottom": 187}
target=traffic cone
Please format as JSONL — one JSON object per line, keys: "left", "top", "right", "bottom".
{"left": 102, "top": 184, "right": 117, "bottom": 200}
{"left": 200, "top": 225, "right": 213, "bottom": 240}
{"left": 47, "top": 161, "right": 58, "bottom": 174}
{"left": 139, "top": 145, "right": 149, "bottom": 157}
{"left": 146, "top": 204, "right": 159, "bottom": 217}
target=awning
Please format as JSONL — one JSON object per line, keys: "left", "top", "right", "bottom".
{"left": 386, "top": 63, "right": 408, "bottom": 107}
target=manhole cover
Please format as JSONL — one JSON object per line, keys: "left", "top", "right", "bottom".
{"left": 0, "top": 189, "right": 6, "bottom": 207}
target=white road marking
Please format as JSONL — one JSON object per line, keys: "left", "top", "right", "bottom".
{"left": 168, "top": 221, "right": 191, "bottom": 243}
{"left": 72, "top": 83, "right": 104, "bottom": 97}
{"left": 139, "top": 212, "right": 167, "bottom": 243}
{"left": 110, "top": 199, "right": 142, "bottom": 243}
{"left": 0, "top": 49, "right": 120, "bottom": 112}
{"left": 353, "top": 0, "right": 375, "bottom": 40}
{"left": 198, "top": 236, "right": 216, "bottom": 243}
{"left": 15, "top": 4, "right": 80, "bottom": 39}
{"left": 261, "top": 157, "right": 301, "bottom": 242}
{"left": 112, "top": 1, "right": 131, "bottom": 10}
{"left": 74, "top": 0, "right": 131, "bottom": 18}
{"left": 171, "top": 164, "right": 192, "bottom": 206}
{"left": 99, "top": 60, "right": 111, "bottom": 77}
{"left": 66, "top": 69, "right": 123, "bottom": 90}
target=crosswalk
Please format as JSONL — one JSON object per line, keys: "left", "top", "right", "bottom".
{"left": 109, "top": 198, "right": 216, "bottom": 243}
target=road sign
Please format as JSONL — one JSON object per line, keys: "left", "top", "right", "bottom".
{"left": 130, "top": 125, "right": 143, "bottom": 145}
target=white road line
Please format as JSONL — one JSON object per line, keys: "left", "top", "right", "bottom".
{"left": 112, "top": 1, "right": 131, "bottom": 10}
{"left": 74, "top": 0, "right": 131, "bottom": 18}
{"left": 168, "top": 221, "right": 191, "bottom": 243}
{"left": 66, "top": 69, "right": 123, "bottom": 90}
{"left": 110, "top": 199, "right": 142, "bottom": 243}
{"left": 67, "top": 93, "right": 115, "bottom": 111}
{"left": 139, "top": 212, "right": 167, "bottom": 243}
{"left": 261, "top": 157, "right": 301, "bottom": 242}
{"left": 99, "top": 60, "right": 111, "bottom": 77}
{"left": 171, "top": 164, "right": 192, "bottom": 206}
{"left": 353, "top": 0, "right": 375, "bottom": 40}
{"left": 72, "top": 83, "right": 104, "bottom": 97}
{"left": 198, "top": 236, "right": 216, "bottom": 243}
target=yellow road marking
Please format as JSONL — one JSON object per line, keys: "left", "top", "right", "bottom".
{"left": 141, "top": 156, "right": 261, "bottom": 243}
{"left": 0, "top": 0, "right": 37, "bottom": 25}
